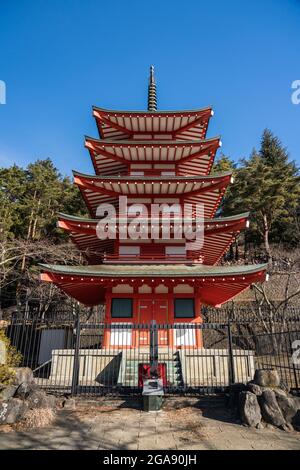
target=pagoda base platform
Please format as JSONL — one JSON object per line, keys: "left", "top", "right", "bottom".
{"left": 34, "top": 348, "right": 255, "bottom": 390}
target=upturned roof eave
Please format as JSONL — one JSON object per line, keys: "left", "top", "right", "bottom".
{"left": 92, "top": 105, "right": 213, "bottom": 115}
{"left": 57, "top": 211, "right": 250, "bottom": 224}
{"left": 84, "top": 135, "right": 221, "bottom": 147}
{"left": 72, "top": 169, "right": 233, "bottom": 181}
{"left": 40, "top": 262, "right": 268, "bottom": 278}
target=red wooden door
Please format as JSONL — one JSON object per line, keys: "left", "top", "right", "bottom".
{"left": 138, "top": 300, "right": 152, "bottom": 346}
{"left": 154, "top": 300, "right": 168, "bottom": 346}
{"left": 138, "top": 299, "right": 168, "bottom": 346}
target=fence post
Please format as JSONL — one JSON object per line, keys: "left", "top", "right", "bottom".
{"left": 71, "top": 310, "right": 81, "bottom": 395}
{"left": 150, "top": 320, "right": 158, "bottom": 378}
{"left": 287, "top": 321, "right": 299, "bottom": 392}
{"left": 227, "top": 319, "right": 236, "bottom": 385}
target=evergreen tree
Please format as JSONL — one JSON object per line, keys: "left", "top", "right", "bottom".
{"left": 0, "top": 159, "right": 86, "bottom": 242}
{"left": 0, "top": 158, "right": 86, "bottom": 306}
{"left": 211, "top": 154, "right": 236, "bottom": 216}
{"left": 220, "top": 130, "right": 300, "bottom": 259}
{"left": 0, "top": 165, "right": 28, "bottom": 240}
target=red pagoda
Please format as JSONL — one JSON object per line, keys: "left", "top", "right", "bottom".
{"left": 41, "top": 66, "right": 267, "bottom": 349}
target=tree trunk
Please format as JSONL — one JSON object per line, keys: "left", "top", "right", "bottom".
{"left": 262, "top": 213, "right": 272, "bottom": 263}
{"left": 229, "top": 243, "right": 234, "bottom": 261}
{"left": 235, "top": 237, "right": 239, "bottom": 261}
{"left": 21, "top": 190, "right": 37, "bottom": 271}
{"left": 32, "top": 198, "right": 41, "bottom": 239}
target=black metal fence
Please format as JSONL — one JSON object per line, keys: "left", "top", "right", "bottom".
{"left": 3, "top": 310, "right": 300, "bottom": 396}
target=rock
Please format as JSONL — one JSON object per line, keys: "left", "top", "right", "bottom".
{"left": 63, "top": 398, "right": 76, "bottom": 410}
{"left": 292, "top": 410, "right": 300, "bottom": 431}
{"left": 12, "top": 367, "right": 34, "bottom": 386}
{"left": 0, "top": 398, "right": 28, "bottom": 424}
{"left": 274, "top": 389, "right": 299, "bottom": 424}
{"left": 239, "top": 391, "right": 262, "bottom": 427}
{"left": 256, "top": 422, "right": 264, "bottom": 429}
{"left": 281, "top": 423, "right": 294, "bottom": 432}
{"left": 26, "top": 390, "right": 57, "bottom": 410}
{"left": 293, "top": 396, "right": 300, "bottom": 409}
{"left": 0, "top": 385, "right": 18, "bottom": 401}
{"left": 265, "top": 423, "right": 276, "bottom": 430}
{"left": 55, "top": 397, "right": 66, "bottom": 409}
{"left": 259, "top": 389, "right": 286, "bottom": 428}
{"left": 273, "top": 388, "right": 287, "bottom": 398}
{"left": 254, "top": 369, "right": 280, "bottom": 388}
{"left": 246, "top": 383, "right": 262, "bottom": 396}
{"left": 279, "top": 380, "right": 290, "bottom": 394}
{"left": 15, "top": 382, "right": 38, "bottom": 399}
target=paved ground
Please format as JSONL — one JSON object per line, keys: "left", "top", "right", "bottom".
{"left": 0, "top": 397, "right": 299, "bottom": 450}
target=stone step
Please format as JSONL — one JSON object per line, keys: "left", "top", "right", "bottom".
{"left": 120, "top": 354, "right": 184, "bottom": 387}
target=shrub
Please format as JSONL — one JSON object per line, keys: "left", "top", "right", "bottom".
{"left": 15, "top": 408, "right": 56, "bottom": 430}
{"left": 0, "top": 329, "right": 22, "bottom": 385}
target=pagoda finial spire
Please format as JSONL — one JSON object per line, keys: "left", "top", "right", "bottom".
{"left": 148, "top": 65, "right": 157, "bottom": 112}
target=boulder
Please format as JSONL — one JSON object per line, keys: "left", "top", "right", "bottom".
{"left": 279, "top": 380, "right": 290, "bottom": 394}
{"left": 254, "top": 369, "right": 280, "bottom": 388}
{"left": 246, "top": 382, "right": 262, "bottom": 396}
{"left": 12, "top": 367, "right": 34, "bottom": 386}
{"left": 239, "top": 391, "right": 262, "bottom": 427}
{"left": 293, "top": 396, "right": 300, "bottom": 409}
{"left": 26, "top": 389, "right": 56, "bottom": 410}
{"left": 15, "top": 381, "right": 38, "bottom": 399}
{"left": 0, "top": 398, "right": 28, "bottom": 424}
{"left": 273, "top": 388, "right": 287, "bottom": 399}
{"left": 292, "top": 410, "right": 300, "bottom": 431}
{"left": 274, "top": 389, "right": 299, "bottom": 424}
{"left": 0, "top": 385, "right": 18, "bottom": 401}
{"left": 259, "top": 389, "right": 286, "bottom": 427}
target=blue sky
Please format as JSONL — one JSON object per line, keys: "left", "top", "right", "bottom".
{"left": 0, "top": 0, "right": 299, "bottom": 176}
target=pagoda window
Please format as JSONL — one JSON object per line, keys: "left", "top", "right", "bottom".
{"left": 111, "top": 298, "right": 133, "bottom": 318}
{"left": 174, "top": 298, "right": 195, "bottom": 318}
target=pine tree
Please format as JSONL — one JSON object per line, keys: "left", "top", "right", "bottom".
{"left": 0, "top": 158, "right": 86, "bottom": 306}
{"left": 0, "top": 165, "right": 27, "bottom": 240}
{"left": 219, "top": 130, "right": 300, "bottom": 260}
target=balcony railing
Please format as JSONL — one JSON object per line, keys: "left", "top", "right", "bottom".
{"left": 102, "top": 253, "right": 203, "bottom": 264}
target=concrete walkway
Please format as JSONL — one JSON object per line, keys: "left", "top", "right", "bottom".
{"left": 0, "top": 397, "right": 299, "bottom": 450}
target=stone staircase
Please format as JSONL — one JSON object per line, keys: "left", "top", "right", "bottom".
{"left": 117, "top": 350, "right": 184, "bottom": 388}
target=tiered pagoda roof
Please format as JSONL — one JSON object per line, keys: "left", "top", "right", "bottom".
{"left": 41, "top": 66, "right": 267, "bottom": 307}
{"left": 85, "top": 136, "right": 221, "bottom": 176}
{"left": 40, "top": 263, "right": 266, "bottom": 307}
{"left": 73, "top": 170, "right": 232, "bottom": 218}
{"left": 92, "top": 106, "right": 212, "bottom": 141}
{"left": 57, "top": 212, "right": 250, "bottom": 265}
